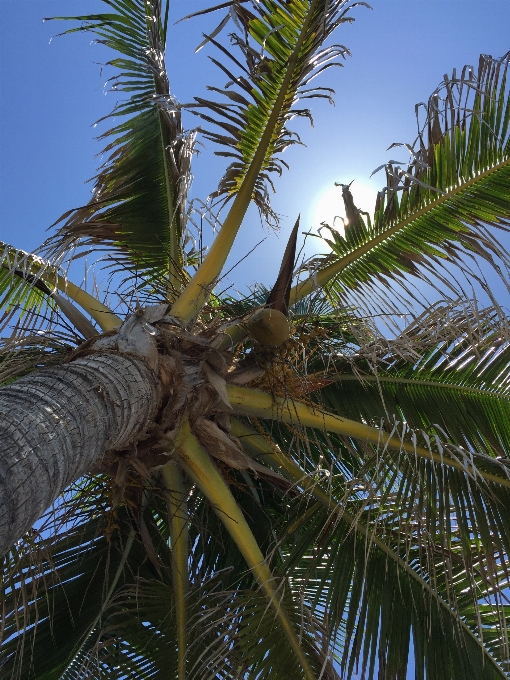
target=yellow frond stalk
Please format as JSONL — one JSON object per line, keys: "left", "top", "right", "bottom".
{"left": 173, "top": 419, "right": 317, "bottom": 680}
{"left": 169, "top": 1, "right": 320, "bottom": 325}
{"left": 161, "top": 461, "right": 188, "bottom": 680}
{"left": 227, "top": 385, "right": 510, "bottom": 488}
{"left": 1, "top": 243, "right": 120, "bottom": 331}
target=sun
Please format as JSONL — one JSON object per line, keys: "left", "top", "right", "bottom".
{"left": 312, "top": 180, "right": 379, "bottom": 237}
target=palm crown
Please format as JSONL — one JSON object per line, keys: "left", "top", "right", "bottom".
{"left": 1, "top": 2, "right": 510, "bottom": 679}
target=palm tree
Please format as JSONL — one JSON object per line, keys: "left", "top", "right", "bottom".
{"left": 1, "top": 0, "right": 510, "bottom": 677}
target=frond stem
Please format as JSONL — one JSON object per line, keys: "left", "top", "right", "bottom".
{"left": 161, "top": 461, "right": 189, "bottom": 680}
{"left": 158, "top": 109, "right": 182, "bottom": 295}
{"left": 1, "top": 246, "right": 120, "bottom": 331}
{"left": 227, "top": 385, "right": 510, "bottom": 488}
{"left": 315, "top": 372, "right": 510, "bottom": 399}
{"left": 173, "top": 419, "right": 317, "bottom": 680}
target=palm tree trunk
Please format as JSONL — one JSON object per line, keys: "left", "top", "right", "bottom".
{"left": 0, "top": 352, "right": 159, "bottom": 556}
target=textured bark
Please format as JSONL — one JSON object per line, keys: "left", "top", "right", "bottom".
{"left": 0, "top": 352, "right": 159, "bottom": 556}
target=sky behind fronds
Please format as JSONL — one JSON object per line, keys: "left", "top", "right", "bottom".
{"left": 0, "top": 0, "right": 509, "bottom": 294}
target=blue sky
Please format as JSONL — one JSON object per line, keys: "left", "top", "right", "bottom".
{"left": 0, "top": 0, "right": 509, "bottom": 293}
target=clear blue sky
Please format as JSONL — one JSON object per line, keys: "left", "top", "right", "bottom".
{"left": 1, "top": 0, "right": 509, "bottom": 292}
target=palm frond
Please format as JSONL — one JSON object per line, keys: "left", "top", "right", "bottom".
{"left": 58, "top": 469, "right": 341, "bottom": 679}
{"left": 281, "top": 498, "right": 510, "bottom": 679}
{"left": 86, "top": 579, "right": 339, "bottom": 679}
{"left": 240, "top": 414, "right": 510, "bottom": 678}
{"left": 291, "top": 52, "right": 510, "bottom": 312}
{"left": 0, "top": 473, "right": 169, "bottom": 680}
{"left": 45, "top": 0, "right": 197, "bottom": 289}
{"left": 1, "top": 239, "right": 118, "bottom": 333}
{"left": 189, "top": 0, "right": 361, "bottom": 225}
{"left": 309, "top": 301, "right": 510, "bottom": 459}
{"left": 0, "top": 241, "right": 62, "bottom": 336}
{"left": 170, "top": 0, "right": 368, "bottom": 323}
{"left": 1, "top": 478, "right": 112, "bottom": 678}
{"left": 233, "top": 412, "right": 510, "bottom": 678}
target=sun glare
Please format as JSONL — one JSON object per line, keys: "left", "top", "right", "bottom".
{"left": 312, "top": 181, "right": 379, "bottom": 238}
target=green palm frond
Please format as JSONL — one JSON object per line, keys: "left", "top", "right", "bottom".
{"left": 5, "top": 466, "right": 336, "bottom": 678}
{"left": 0, "top": 241, "right": 60, "bottom": 335}
{"left": 170, "top": 0, "right": 369, "bottom": 322}
{"left": 243, "top": 415, "right": 510, "bottom": 678}
{"left": 0, "top": 241, "right": 103, "bottom": 339}
{"left": 321, "top": 339, "right": 510, "bottom": 459}
{"left": 45, "top": 0, "right": 197, "bottom": 289}
{"left": 291, "top": 51, "right": 510, "bottom": 309}
{"left": 282, "top": 499, "right": 510, "bottom": 679}
{"left": 56, "top": 473, "right": 341, "bottom": 679}
{"left": 0, "top": 476, "right": 165, "bottom": 679}
{"left": 89, "top": 579, "right": 337, "bottom": 679}
{"left": 0, "top": 240, "right": 117, "bottom": 336}
{"left": 1, "top": 482, "right": 110, "bottom": 678}
{"left": 311, "top": 302, "right": 510, "bottom": 458}
{"left": 240, "top": 395, "right": 510, "bottom": 677}
{"left": 231, "top": 414, "right": 510, "bottom": 678}
{"left": 188, "top": 0, "right": 362, "bottom": 224}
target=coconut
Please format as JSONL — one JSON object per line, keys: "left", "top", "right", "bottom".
{"left": 246, "top": 308, "right": 290, "bottom": 346}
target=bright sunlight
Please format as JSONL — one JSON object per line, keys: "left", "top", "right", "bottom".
{"left": 312, "top": 180, "right": 379, "bottom": 236}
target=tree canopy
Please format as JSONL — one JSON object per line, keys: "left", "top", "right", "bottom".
{"left": 1, "top": 2, "right": 510, "bottom": 679}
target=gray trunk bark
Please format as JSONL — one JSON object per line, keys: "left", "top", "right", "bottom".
{"left": 0, "top": 352, "right": 159, "bottom": 556}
